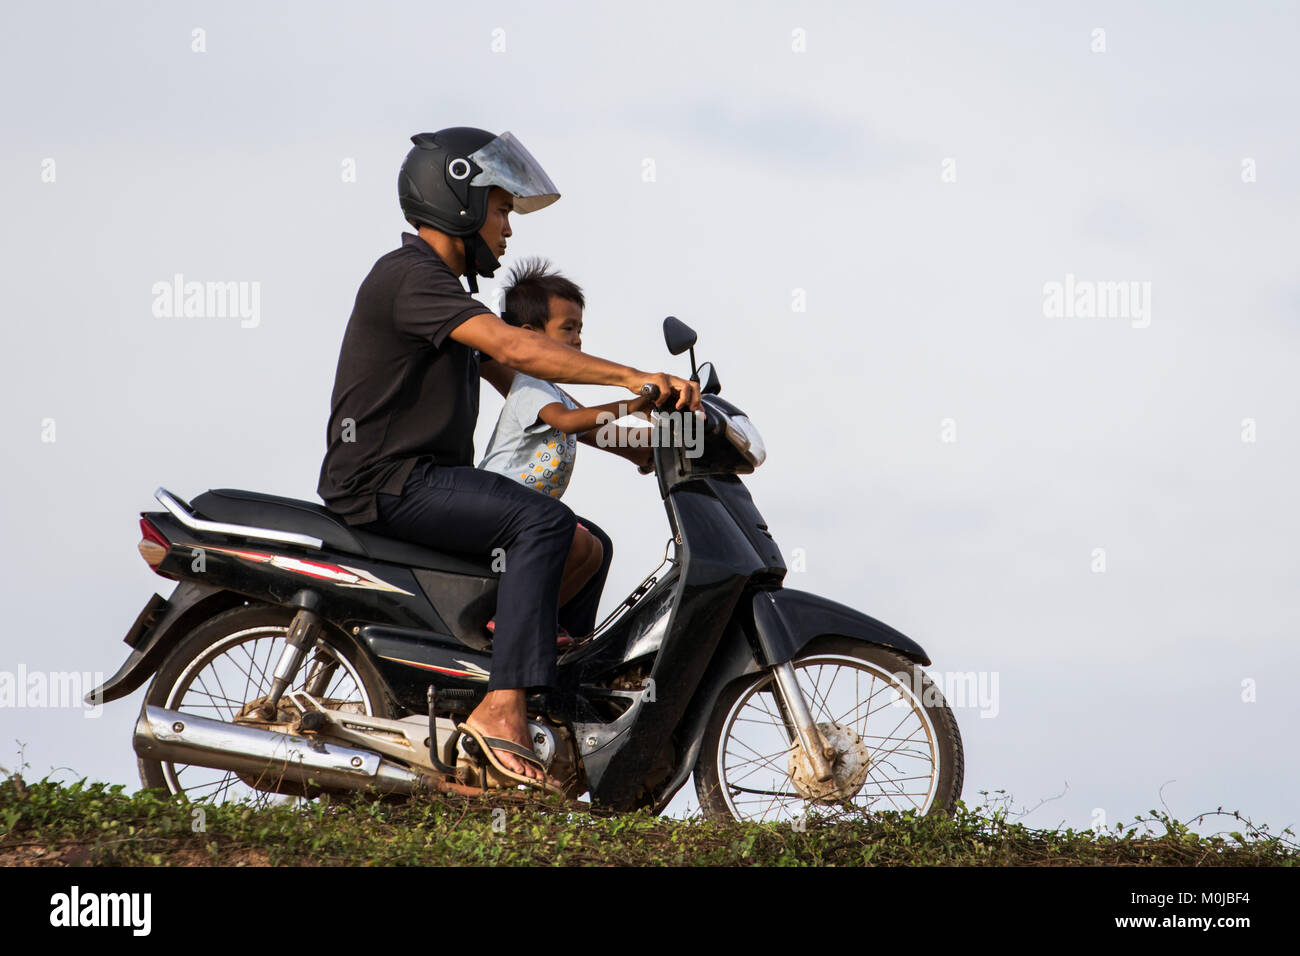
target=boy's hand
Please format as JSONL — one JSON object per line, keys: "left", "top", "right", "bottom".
{"left": 631, "top": 372, "right": 701, "bottom": 412}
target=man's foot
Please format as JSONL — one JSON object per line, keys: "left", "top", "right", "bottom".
{"left": 459, "top": 723, "right": 563, "bottom": 794}
{"left": 463, "top": 689, "right": 559, "bottom": 788}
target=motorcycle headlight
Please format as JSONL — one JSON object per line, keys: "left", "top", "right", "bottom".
{"left": 724, "top": 414, "right": 767, "bottom": 468}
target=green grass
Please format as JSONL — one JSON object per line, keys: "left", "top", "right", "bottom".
{"left": 1, "top": 774, "right": 1295, "bottom": 866}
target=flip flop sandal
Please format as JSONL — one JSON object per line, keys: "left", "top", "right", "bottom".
{"left": 458, "top": 721, "right": 564, "bottom": 795}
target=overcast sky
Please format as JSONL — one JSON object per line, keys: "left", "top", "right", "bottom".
{"left": 1, "top": 1, "right": 1297, "bottom": 838}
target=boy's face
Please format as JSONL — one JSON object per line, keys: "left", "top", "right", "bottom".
{"left": 541, "top": 295, "right": 583, "bottom": 350}
{"left": 478, "top": 186, "right": 514, "bottom": 260}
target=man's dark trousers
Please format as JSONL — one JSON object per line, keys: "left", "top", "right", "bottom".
{"left": 367, "top": 458, "right": 606, "bottom": 690}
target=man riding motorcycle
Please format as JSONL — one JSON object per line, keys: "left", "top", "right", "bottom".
{"left": 317, "top": 127, "right": 700, "bottom": 788}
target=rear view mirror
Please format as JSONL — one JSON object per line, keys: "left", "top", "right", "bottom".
{"left": 663, "top": 316, "right": 697, "bottom": 356}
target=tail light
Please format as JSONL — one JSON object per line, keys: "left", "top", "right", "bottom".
{"left": 138, "top": 517, "right": 170, "bottom": 569}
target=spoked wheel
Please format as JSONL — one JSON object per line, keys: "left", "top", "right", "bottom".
{"left": 693, "top": 637, "right": 963, "bottom": 823}
{"left": 138, "top": 604, "right": 391, "bottom": 807}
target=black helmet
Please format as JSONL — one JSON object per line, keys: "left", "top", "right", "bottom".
{"left": 398, "top": 128, "right": 559, "bottom": 291}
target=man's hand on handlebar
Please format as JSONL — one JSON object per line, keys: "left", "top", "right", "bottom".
{"left": 633, "top": 373, "right": 702, "bottom": 412}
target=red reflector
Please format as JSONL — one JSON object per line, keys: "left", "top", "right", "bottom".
{"left": 139, "top": 517, "right": 170, "bottom": 569}
{"left": 140, "top": 517, "right": 169, "bottom": 549}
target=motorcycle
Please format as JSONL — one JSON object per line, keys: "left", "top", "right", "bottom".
{"left": 89, "top": 316, "right": 964, "bottom": 822}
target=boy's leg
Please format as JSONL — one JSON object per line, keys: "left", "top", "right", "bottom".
{"left": 557, "top": 525, "right": 603, "bottom": 609}
{"left": 558, "top": 515, "right": 613, "bottom": 638}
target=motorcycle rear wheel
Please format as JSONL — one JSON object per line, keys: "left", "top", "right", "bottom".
{"left": 693, "top": 637, "right": 964, "bottom": 824}
{"left": 137, "top": 603, "right": 392, "bottom": 807}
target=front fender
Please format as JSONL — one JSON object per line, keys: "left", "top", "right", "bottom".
{"left": 86, "top": 581, "right": 244, "bottom": 704}
{"left": 752, "top": 588, "right": 931, "bottom": 667}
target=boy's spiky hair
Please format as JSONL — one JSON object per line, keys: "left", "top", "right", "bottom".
{"left": 501, "top": 256, "right": 585, "bottom": 329}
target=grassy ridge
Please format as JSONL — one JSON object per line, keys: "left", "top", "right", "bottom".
{"left": 1, "top": 775, "right": 1295, "bottom": 867}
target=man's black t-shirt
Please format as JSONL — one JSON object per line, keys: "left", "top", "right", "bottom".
{"left": 318, "top": 233, "right": 489, "bottom": 526}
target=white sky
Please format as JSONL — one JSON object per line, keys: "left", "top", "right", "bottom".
{"left": 1, "top": 1, "right": 1297, "bottom": 837}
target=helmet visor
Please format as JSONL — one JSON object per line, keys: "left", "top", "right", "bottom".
{"left": 468, "top": 131, "right": 560, "bottom": 213}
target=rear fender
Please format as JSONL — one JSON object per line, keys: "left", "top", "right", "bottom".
{"left": 86, "top": 582, "right": 245, "bottom": 704}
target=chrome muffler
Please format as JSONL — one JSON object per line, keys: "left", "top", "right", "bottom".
{"left": 133, "top": 704, "right": 429, "bottom": 796}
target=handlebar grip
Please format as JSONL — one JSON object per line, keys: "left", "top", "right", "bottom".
{"left": 640, "top": 383, "right": 661, "bottom": 402}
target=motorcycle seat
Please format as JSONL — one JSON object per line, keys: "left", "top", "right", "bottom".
{"left": 189, "top": 488, "right": 499, "bottom": 578}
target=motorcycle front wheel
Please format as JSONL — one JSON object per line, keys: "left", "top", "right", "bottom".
{"left": 137, "top": 603, "right": 392, "bottom": 807}
{"left": 693, "top": 637, "right": 964, "bottom": 824}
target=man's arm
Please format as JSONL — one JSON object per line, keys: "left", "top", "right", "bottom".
{"left": 452, "top": 312, "right": 701, "bottom": 411}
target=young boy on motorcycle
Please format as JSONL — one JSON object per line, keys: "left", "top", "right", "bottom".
{"left": 477, "top": 257, "right": 657, "bottom": 649}
{"left": 317, "top": 127, "right": 699, "bottom": 789}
